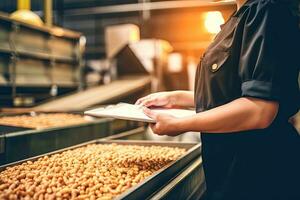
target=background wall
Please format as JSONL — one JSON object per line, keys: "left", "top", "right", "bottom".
{"left": 1, "top": 0, "right": 299, "bottom": 62}
{"left": 0, "top": 0, "right": 236, "bottom": 61}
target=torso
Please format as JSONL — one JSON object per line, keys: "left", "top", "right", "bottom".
{"left": 194, "top": 1, "right": 300, "bottom": 199}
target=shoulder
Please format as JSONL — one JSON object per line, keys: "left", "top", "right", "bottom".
{"left": 244, "top": 0, "right": 295, "bottom": 11}
{"left": 240, "top": 0, "right": 295, "bottom": 22}
{"left": 237, "top": 0, "right": 298, "bottom": 30}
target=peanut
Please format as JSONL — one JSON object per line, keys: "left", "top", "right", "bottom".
{"left": 0, "top": 144, "right": 185, "bottom": 199}
{"left": 0, "top": 113, "right": 87, "bottom": 129}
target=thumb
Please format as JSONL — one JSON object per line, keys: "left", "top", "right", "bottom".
{"left": 143, "top": 107, "right": 158, "bottom": 121}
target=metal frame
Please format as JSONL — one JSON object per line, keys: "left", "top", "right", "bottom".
{"left": 0, "top": 139, "right": 201, "bottom": 200}
{"left": 149, "top": 157, "right": 205, "bottom": 200}
{"left": 63, "top": 0, "right": 236, "bottom": 16}
{"left": 105, "top": 127, "right": 205, "bottom": 199}
{"left": 0, "top": 113, "right": 113, "bottom": 165}
{"left": 0, "top": 14, "right": 84, "bottom": 107}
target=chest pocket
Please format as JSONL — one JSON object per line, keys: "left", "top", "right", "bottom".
{"left": 202, "top": 49, "right": 230, "bottom": 73}
{"left": 200, "top": 17, "right": 238, "bottom": 73}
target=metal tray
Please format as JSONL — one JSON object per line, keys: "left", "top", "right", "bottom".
{"left": 0, "top": 111, "right": 144, "bottom": 165}
{"left": 105, "top": 128, "right": 205, "bottom": 199}
{"left": 0, "top": 111, "right": 142, "bottom": 134}
{"left": 149, "top": 157, "right": 206, "bottom": 200}
{"left": 0, "top": 111, "right": 93, "bottom": 130}
{"left": 0, "top": 111, "right": 113, "bottom": 165}
{"left": 0, "top": 139, "right": 201, "bottom": 200}
{"left": 0, "top": 125, "right": 31, "bottom": 134}
{"left": 104, "top": 127, "right": 151, "bottom": 141}
{"left": 104, "top": 126, "right": 201, "bottom": 143}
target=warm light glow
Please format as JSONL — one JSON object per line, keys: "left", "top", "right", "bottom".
{"left": 10, "top": 10, "right": 44, "bottom": 27}
{"left": 130, "top": 30, "right": 140, "bottom": 42}
{"left": 204, "top": 11, "right": 225, "bottom": 34}
{"left": 51, "top": 27, "right": 64, "bottom": 36}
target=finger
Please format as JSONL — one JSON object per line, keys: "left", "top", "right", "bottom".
{"left": 149, "top": 124, "right": 160, "bottom": 135}
{"left": 141, "top": 96, "right": 156, "bottom": 107}
{"left": 135, "top": 99, "right": 142, "bottom": 105}
{"left": 150, "top": 123, "right": 165, "bottom": 135}
{"left": 143, "top": 107, "right": 158, "bottom": 121}
{"left": 135, "top": 97, "right": 147, "bottom": 105}
{"left": 149, "top": 123, "right": 156, "bottom": 131}
{"left": 144, "top": 98, "right": 158, "bottom": 107}
{"left": 135, "top": 96, "right": 152, "bottom": 105}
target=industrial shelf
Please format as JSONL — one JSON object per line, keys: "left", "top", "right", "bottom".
{"left": 0, "top": 46, "right": 75, "bottom": 63}
{"left": 0, "top": 14, "right": 81, "bottom": 40}
{"left": 0, "top": 14, "right": 84, "bottom": 107}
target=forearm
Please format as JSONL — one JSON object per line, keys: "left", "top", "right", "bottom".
{"left": 171, "top": 90, "right": 194, "bottom": 108}
{"left": 179, "top": 97, "right": 278, "bottom": 133}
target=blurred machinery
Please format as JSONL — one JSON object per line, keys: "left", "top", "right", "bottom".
{"left": 10, "top": 0, "right": 44, "bottom": 27}
{"left": 84, "top": 24, "right": 141, "bottom": 87}
{"left": 104, "top": 24, "right": 173, "bottom": 92}
{"left": 115, "top": 39, "right": 173, "bottom": 92}
{"left": 0, "top": 0, "right": 84, "bottom": 108}
{"left": 105, "top": 24, "right": 140, "bottom": 59}
{"left": 28, "top": 24, "right": 156, "bottom": 112}
{"left": 0, "top": 0, "right": 237, "bottom": 111}
{"left": 86, "top": 24, "right": 173, "bottom": 92}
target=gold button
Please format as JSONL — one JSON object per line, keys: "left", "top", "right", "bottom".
{"left": 212, "top": 63, "right": 218, "bottom": 70}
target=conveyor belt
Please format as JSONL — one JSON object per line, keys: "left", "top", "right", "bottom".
{"left": 33, "top": 75, "right": 151, "bottom": 111}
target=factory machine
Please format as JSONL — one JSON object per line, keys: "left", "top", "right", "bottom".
{"left": 0, "top": 9, "right": 153, "bottom": 168}
{"left": 0, "top": 1, "right": 213, "bottom": 199}
{"left": 0, "top": 13, "right": 84, "bottom": 108}
{"left": 2, "top": 0, "right": 299, "bottom": 198}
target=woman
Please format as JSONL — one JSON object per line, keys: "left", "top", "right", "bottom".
{"left": 136, "top": 0, "right": 300, "bottom": 199}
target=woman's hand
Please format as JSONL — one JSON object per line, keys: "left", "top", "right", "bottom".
{"left": 143, "top": 97, "right": 278, "bottom": 135}
{"left": 135, "top": 92, "right": 175, "bottom": 108}
{"left": 136, "top": 91, "right": 194, "bottom": 108}
{"left": 143, "top": 107, "right": 186, "bottom": 136}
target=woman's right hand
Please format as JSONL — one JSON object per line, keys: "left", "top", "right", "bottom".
{"left": 135, "top": 90, "right": 195, "bottom": 108}
{"left": 135, "top": 92, "right": 175, "bottom": 108}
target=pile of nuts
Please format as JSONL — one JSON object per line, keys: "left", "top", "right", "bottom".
{"left": 0, "top": 113, "right": 87, "bottom": 129}
{"left": 0, "top": 143, "right": 186, "bottom": 200}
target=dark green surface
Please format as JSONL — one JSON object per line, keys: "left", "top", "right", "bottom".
{"left": 1, "top": 119, "right": 111, "bottom": 165}
{"left": 0, "top": 117, "right": 143, "bottom": 165}
{"left": 157, "top": 158, "right": 205, "bottom": 200}
{"left": 110, "top": 119, "right": 145, "bottom": 135}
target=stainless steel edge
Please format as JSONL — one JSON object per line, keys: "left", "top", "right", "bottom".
{"left": 149, "top": 157, "right": 205, "bottom": 200}
{"left": 100, "top": 126, "right": 146, "bottom": 140}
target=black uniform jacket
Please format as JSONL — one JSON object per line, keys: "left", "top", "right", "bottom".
{"left": 194, "top": 0, "right": 300, "bottom": 199}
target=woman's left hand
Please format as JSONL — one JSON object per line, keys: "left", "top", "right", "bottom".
{"left": 143, "top": 107, "right": 185, "bottom": 136}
